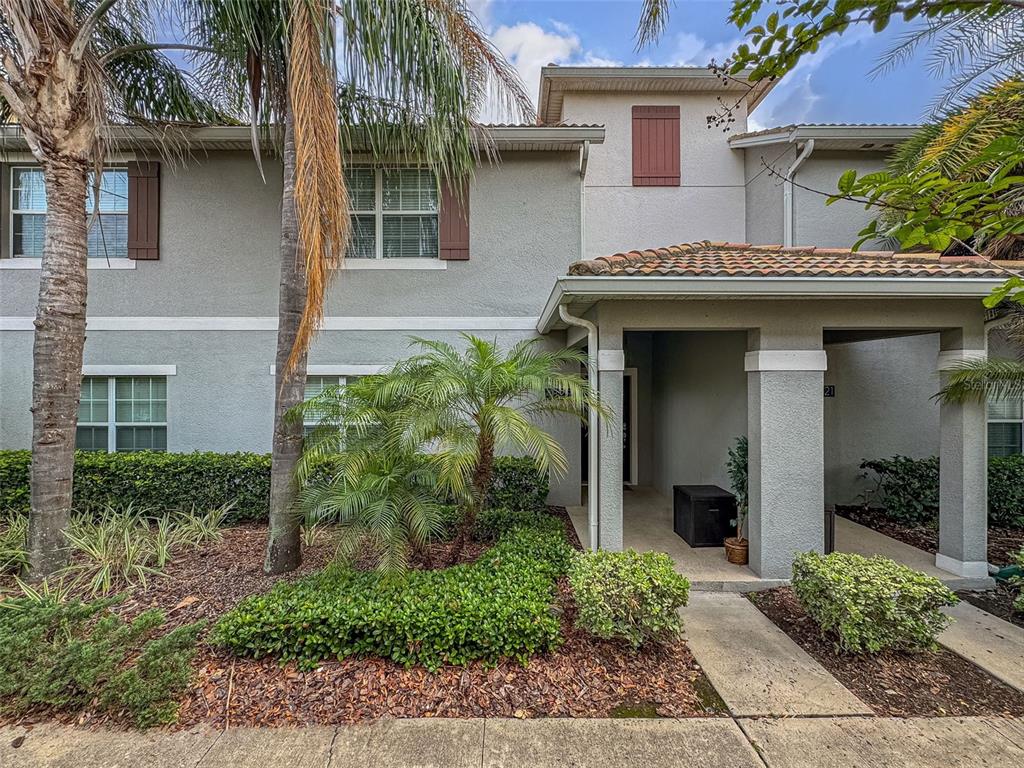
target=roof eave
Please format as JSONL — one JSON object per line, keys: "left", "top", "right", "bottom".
{"left": 537, "top": 275, "right": 1005, "bottom": 333}
{"left": 729, "top": 124, "right": 922, "bottom": 148}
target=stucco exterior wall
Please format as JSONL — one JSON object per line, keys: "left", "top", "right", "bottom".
{"left": 743, "top": 144, "right": 793, "bottom": 246}
{"left": 559, "top": 92, "right": 748, "bottom": 257}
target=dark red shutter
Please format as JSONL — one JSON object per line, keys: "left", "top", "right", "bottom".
{"left": 127, "top": 161, "right": 160, "bottom": 260}
{"left": 439, "top": 177, "right": 469, "bottom": 260}
{"left": 632, "top": 106, "right": 680, "bottom": 187}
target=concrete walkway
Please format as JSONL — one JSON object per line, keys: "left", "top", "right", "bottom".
{"left": 4, "top": 717, "right": 1024, "bottom": 768}
{"left": 940, "top": 600, "right": 1024, "bottom": 693}
{"left": 682, "top": 592, "right": 872, "bottom": 717}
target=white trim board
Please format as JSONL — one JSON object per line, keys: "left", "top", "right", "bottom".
{"left": 0, "top": 258, "right": 136, "bottom": 270}
{"left": 0, "top": 316, "right": 540, "bottom": 332}
{"left": 744, "top": 350, "right": 828, "bottom": 372}
{"left": 268, "top": 364, "right": 389, "bottom": 376}
{"left": 82, "top": 364, "right": 177, "bottom": 376}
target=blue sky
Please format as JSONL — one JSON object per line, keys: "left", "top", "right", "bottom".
{"left": 472, "top": 0, "right": 951, "bottom": 130}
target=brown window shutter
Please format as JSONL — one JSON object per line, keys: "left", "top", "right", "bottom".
{"left": 439, "top": 177, "right": 469, "bottom": 260}
{"left": 632, "top": 105, "right": 680, "bottom": 187}
{"left": 127, "top": 161, "right": 160, "bottom": 260}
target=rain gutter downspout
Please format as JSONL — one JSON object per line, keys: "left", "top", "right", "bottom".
{"left": 559, "top": 304, "right": 599, "bottom": 552}
{"left": 579, "top": 140, "right": 590, "bottom": 260}
{"left": 784, "top": 138, "right": 814, "bottom": 247}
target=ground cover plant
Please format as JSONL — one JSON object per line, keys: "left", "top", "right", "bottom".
{"left": 0, "top": 595, "right": 202, "bottom": 727}
{"left": 792, "top": 551, "right": 957, "bottom": 654}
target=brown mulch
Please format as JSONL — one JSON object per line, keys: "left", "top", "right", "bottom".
{"left": 749, "top": 587, "right": 1024, "bottom": 717}
{"left": 4, "top": 507, "right": 723, "bottom": 728}
{"left": 836, "top": 506, "right": 1024, "bottom": 566}
{"left": 959, "top": 585, "right": 1024, "bottom": 629}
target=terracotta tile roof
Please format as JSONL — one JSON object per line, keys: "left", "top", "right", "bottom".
{"left": 567, "top": 242, "right": 1012, "bottom": 279}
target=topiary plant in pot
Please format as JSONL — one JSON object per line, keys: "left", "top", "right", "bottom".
{"left": 725, "top": 436, "right": 749, "bottom": 565}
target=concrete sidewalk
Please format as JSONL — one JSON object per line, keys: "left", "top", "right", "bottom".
{"left": 4, "top": 716, "right": 1024, "bottom": 768}
{"left": 940, "top": 600, "right": 1024, "bottom": 693}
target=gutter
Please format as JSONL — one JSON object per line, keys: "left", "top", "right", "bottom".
{"left": 784, "top": 139, "right": 814, "bottom": 247}
{"left": 579, "top": 140, "right": 590, "bottom": 262}
{"left": 559, "top": 305, "right": 599, "bottom": 552}
{"left": 537, "top": 275, "right": 1009, "bottom": 334}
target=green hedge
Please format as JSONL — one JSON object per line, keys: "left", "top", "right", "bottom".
{"left": 0, "top": 451, "right": 549, "bottom": 525}
{"left": 213, "top": 520, "right": 571, "bottom": 671}
{"left": 792, "top": 551, "right": 957, "bottom": 654}
{"left": 861, "top": 454, "right": 1024, "bottom": 528}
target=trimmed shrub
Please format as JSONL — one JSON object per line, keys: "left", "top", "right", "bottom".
{"left": 0, "top": 597, "right": 202, "bottom": 727}
{"left": 0, "top": 450, "right": 270, "bottom": 523}
{"left": 486, "top": 456, "right": 549, "bottom": 512}
{"left": 473, "top": 507, "right": 563, "bottom": 542}
{"left": 989, "top": 455, "right": 1024, "bottom": 528}
{"left": 860, "top": 456, "right": 939, "bottom": 525}
{"left": 212, "top": 526, "right": 572, "bottom": 671}
{"left": 792, "top": 551, "right": 958, "bottom": 654}
{"left": 568, "top": 549, "right": 690, "bottom": 649}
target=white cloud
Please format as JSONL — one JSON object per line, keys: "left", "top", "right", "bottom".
{"left": 671, "top": 32, "right": 742, "bottom": 67}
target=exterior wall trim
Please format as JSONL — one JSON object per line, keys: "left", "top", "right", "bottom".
{"left": 597, "top": 349, "right": 625, "bottom": 371}
{"left": 0, "top": 316, "right": 539, "bottom": 332}
{"left": 268, "top": 364, "right": 389, "bottom": 375}
{"left": 0, "top": 258, "right": 136, "bottom": 270}
{"left": 82, "top": 364, "right": 177, "bottom": 376}
{"left": 744, "top": 350, "right": 828, "bottom": 372}
{"left": 936, "top": 349, "right": 987, "bottom": 371}
{"left": 935, "top": 553, "right": 990, "bottom": 578}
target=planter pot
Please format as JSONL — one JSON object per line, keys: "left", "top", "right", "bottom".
{"left": 724, "top": 537, "right": 749, "bottom": 565}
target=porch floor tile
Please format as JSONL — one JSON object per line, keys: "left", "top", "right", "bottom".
{"left": 682, "top": 593, "right": 873, "bottom": 717}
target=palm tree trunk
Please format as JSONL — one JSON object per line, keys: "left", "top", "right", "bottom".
{"left": 264, "top": 109, "right": 307, "bottom": 575}
{"left": 26, "top": 158, "right": 90, "bottom": 580}
{"left": 446, "top": 430, "right": 495, "bottom": 565}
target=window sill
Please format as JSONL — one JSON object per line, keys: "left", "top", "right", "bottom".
{"left": 0, "top": 258, "right": 136, "bottom": 270}
{"left": 343, "top": 258, "right": 447, "bottom": 271}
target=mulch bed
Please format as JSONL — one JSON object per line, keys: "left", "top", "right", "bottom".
{"left": 749, "top": 587, "right": 1024, "bottom": 717}
{"left": 836, "top": 506, "right": 1024, "bottom": 566}
{"left": 3, "top": 507, "right": 724, "bottom": 728}
{"left": 959, "top": 585, "right": 1024, "bottom": 629}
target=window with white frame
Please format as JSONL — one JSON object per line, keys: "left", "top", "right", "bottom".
{"left": 345, "top": 167, "right": 438, "bottom": 259}
{"left": 302, "top": 375, "right": 364, "bottom": 436}
{"left": 988, "top": 395, "right": 1023, "bottom": 457}
{"left": 76, "top": 376, "right": 167, "bottom": 452}
{"left": 11, "top": 167, "right": 129, "bottom": 259}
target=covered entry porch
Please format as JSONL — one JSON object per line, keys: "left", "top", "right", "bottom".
{"left": 540, "top": 243, "right": 1006, "bottom": 583}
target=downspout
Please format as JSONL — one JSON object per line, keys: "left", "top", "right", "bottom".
{"left": 560, "top": 304, "right": 599, "bottom": 552}
{"left": 783, "top": 138, "right": 814, "bottom": 247}
{"left": 579, "top": 140, "right": 590, "bottom": 259}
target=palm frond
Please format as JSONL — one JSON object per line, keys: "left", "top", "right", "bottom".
{"left": 937, "top": 358, "right": 1024, "bottom": 403}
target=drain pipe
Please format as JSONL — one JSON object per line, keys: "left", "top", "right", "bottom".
{"left": 783, "top": 138, "right": 814, "bottom": 247}
{"left": 579, "top": 140, "right": 590, "bottom": 259}
{"left": 559, "top": 304, "right": 599, "bottom": 552}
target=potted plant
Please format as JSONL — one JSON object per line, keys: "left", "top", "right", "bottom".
{"left": 725, "top": 436, "right": 749, "bottom": 565}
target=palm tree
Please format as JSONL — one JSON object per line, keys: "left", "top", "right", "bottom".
{"left": 0, "top": 0, "right": 225, "bottom": 579}
{"left": 183, "top": 0, "right": 532, "bottom": 574}
{"left": 378, "top": 334, "right": 605, "bottom": 564}
{"left": 938, "top": 305, "right": 1024, "bottom": 404}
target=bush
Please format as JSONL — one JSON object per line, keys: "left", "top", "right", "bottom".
{"left": 486, "top": 457, "right": 549, "bottom": 512}
{"left": 568, "top": 550, "right": 690, "bottom": 649}
{"left": 0, "top": 513, "right": 27, "bottom": 573}
{"left": 792, "top": 551, "right": 958, "bottom": 654}
{"left": 0, "top": 450, "right": 270, "bottom": 523}
{"left": 213, "top": 526, "right": 572, "bottom": 671}
{"left": 473, "top": 507, "right": 563, "bottom": 542}
{"left": 861, "top": 454, "right": 1024, "bottom": 528}
{"left": 989, "top": 455, "right": 1024, "bottom": 528}
{"left": 1013, "top": 549, "right": 1024, "bottom": 615}
{"left": 0, "top": 596, "right": 201, "bottom": 727}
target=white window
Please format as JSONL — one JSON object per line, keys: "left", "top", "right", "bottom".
{"left": 988, "top": 396, "right": 1023, "bottom": 457}
{"left": 76, "top": 376, "right": 167, "bottom": 452}
{"left": 11, "top": 167, "right": 129, "bottom": 259}
{"left": 303, "top": 375, "right": 364, "bottom": 436}
{"left": 345, "top": 168, "right": 438, "bottom": 259}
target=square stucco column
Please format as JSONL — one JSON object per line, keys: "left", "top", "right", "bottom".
{"left": 936, "top": 346, "right": 989, "bottom": 578}
{"left": 746, "top": 348, "right": 827, "bottom": 579}
{"left": 597, "top": 347, "right": 624, "bottom": 551}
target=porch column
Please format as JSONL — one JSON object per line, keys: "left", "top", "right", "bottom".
{"left": 746, "top": 347, "right": 827, "bottom": 579}
{"left": 597, "top": 342, "right": 624, "bottom": 551}
{"left": 936, "top": 340, "right": 989, "bottom": 578}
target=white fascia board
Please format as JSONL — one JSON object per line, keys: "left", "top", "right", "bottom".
{"left": 537, "top": 275, "right": 1006, "bottom": 333}
{"left": 729, "top": 125, "right": 921, "bottom": 148}
{"left": 485, "top": 126, "right": 606, "bottom": 146}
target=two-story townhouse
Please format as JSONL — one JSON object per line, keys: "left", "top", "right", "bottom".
{"left": 0, "top": 66, "right": 1013, "bottom": 583}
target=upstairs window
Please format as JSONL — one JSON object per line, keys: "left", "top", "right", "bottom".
{"left": 988, "top": 396, "right": 1023, "bottom": 457}
{"left": 631, "top": 106, "right": 680, "bottom": 187}
{"left": 11, "top": 167, "right": 129, "bottom": 258}
{"left": 76, "top": 375, "right": 167, "bottom": 452}
{"left": 345, "top": 168, "right": 439, "bottom": 259}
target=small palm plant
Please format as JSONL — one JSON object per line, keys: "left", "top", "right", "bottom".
{"left": 725, "top": 436, "right": 749, "bottom": 564}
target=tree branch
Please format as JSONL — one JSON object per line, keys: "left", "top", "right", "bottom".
{"left": 100, "top": 43, "right": 216, "bottom": 65}
{"left": 71, "top": 0, "right": 121, "bottom": 62}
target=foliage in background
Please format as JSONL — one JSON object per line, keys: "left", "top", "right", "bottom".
{"left": 0, "top": 596, "right": 201, "bottom": 727}
{"left": 569, "top": 549, "right": 690, "bottom": 649}
{"left": 486, "top": 457, "right": 551, "bottom": 512}
{"left": 1013, "top": 549, "right": 1024, "bottom": 614}
{"left": 726, "top": 436, "right": 749, "bottom": 541}
{"left": 861, "top": 454, "right": 1024, "bottom": 528}
{"left": 473, "top": 506, "right": 561, "bottom": 543}
{"left": 213, "top": 521, "right": 571, "bottom": 671}
{"left": 792, "top": 551, "right": 958, "bottom": 654}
